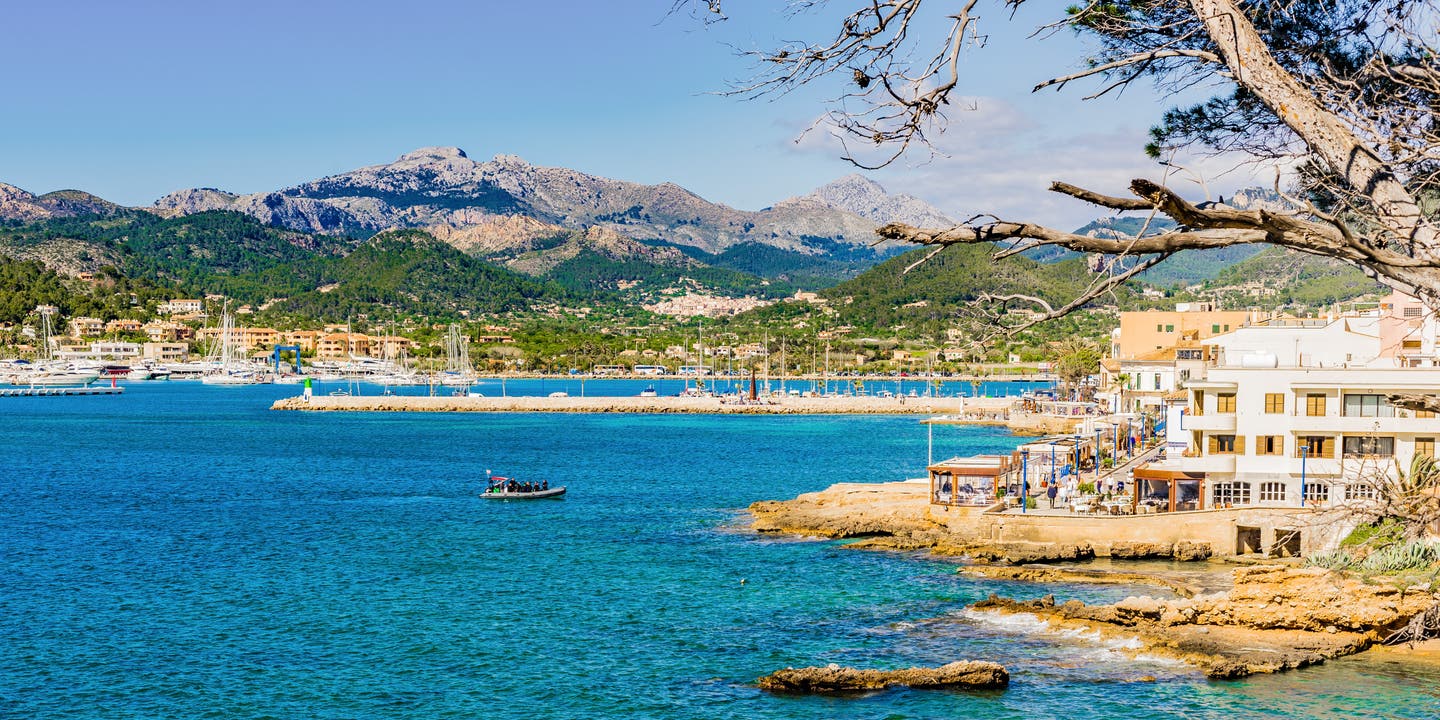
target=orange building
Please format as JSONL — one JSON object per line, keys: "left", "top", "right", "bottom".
{"left": 1112, "top": 306, "right": 1261, "bottom": 359}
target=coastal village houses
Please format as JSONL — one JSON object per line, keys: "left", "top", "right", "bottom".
{"left": 934, "top": 293, "right": 1440, "bottom": 558}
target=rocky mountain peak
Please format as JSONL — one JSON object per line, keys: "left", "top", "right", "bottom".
{"left": 0, "top": 182, "right": 35, "bottom": 203}
{"left": 396, "top": 146, "right": 469, "bottom": 163}
{"left": 800, "top": 174, "right": 955, "bottom": 228}
{"left": 489, "top": 153, "right": 532, "bottom": 168}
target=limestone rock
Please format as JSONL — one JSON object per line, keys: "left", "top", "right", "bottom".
{"left": 1172, "top": 541, "right": 1213, "bottom": 562}
{"left": 756, "top": 661, "right": 1009, "bottom": 693}
{"left": 967, "top": 541, "right": 1095, "bottom": 564}
{"left": 1109, "top": 541, "right": 1174, "bottom": 559}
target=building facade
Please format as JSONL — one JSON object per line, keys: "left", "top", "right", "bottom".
{"left": 1139, "top": 367, "right": 1440, "bottom": 512}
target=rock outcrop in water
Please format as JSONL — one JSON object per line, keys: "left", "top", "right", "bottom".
{"left": 756, "top": 661, "right": 1009, "bottom": 693}
{"left": 972, "top": 565, "right": 1439, "bottom": 678}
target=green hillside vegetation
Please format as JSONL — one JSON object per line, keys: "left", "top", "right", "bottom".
{"left": 542, "top": 248, "right": 784, "bottom": 298}
{"left": 822, "top": 243, "right": 1097, "bottom": 328}
{"left": 1204, "top": 247, "right": 1383, "bottom": 306}
{"left": 276, "top": 230, "right": 562, "bottom": 320}
{"left": 0, "top": 255, "right": 175, "bottom": 325}
{"left": 673, "top": 239, "right": 895, "bottom": 289}
{"left": 0, "top": 211, "right": 352, "bottom": 303}
{"left": 1140, "top": 245, "right": 1267, "bottom": 287}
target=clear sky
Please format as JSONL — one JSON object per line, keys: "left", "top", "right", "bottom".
{"left": 0, "top": 1, "right": 1261, "bottom": 228}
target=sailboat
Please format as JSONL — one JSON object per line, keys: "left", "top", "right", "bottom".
{"left": 4, "top": 306, "right": 100, "bottom": 387}
{"left": 201, "top": 309, "right": 270, "bottom": 385}
{"left": 437, "top": 324, "right": 477, "bottom": 387}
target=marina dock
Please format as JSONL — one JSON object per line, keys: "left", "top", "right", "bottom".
{"left": 0, "top": 386, "right": 125, "bottom": 397}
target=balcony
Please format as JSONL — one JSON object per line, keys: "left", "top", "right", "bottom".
{"left": 1289, "top": 414, "right": 1440, "bottom": 434}
{"left": 1290, "top": 456, "right": 1342, "bottom": 476}
{"left": 1183, "top": 413, "right": 1236, "bottom": 431}
{"left": 1155, "top": 454, "right": 1235, "bottom": 474}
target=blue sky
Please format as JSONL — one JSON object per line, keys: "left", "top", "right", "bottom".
{"left": 0, "top": 1, "right": 1258, "bottom": 228}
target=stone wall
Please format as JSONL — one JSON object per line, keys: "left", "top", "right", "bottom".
{"left": 928, "top": 505, "right": 1350, "bottom": 557}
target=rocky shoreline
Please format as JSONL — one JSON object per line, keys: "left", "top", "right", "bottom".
{"left": 750, "top": 480, "right": 1440, "bottom": 679}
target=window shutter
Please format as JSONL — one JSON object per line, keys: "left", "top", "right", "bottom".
{"left": 1235, "top": 436, "right": 1246, "bottom": 454}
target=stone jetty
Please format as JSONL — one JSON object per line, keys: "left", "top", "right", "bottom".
{"left": 270, "top": 394, "right": 1005, "bottom": 415}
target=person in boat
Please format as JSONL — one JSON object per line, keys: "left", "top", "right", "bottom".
{"left": 541, "top": 480, "right": 548, "bottom": 491}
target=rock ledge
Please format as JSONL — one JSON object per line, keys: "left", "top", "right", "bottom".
{"left": 756, "top": 661, "right": 1009, "bottom": 693}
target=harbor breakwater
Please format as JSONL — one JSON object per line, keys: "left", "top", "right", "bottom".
{"left": 270, "top": 394, "right": 1004, "bottom": 415}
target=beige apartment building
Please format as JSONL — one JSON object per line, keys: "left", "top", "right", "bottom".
{"left": 1113, "top": 305, "right": 1260, "bottom": 359}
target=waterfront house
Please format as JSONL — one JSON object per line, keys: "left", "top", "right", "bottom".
{"left": 143, "top": 342, "right": 188, "bottom": 362}
{"left": 1135, "top": 365, "right": 1440, "bottom": 514}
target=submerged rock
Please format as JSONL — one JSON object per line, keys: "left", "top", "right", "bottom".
{"left": 756, "top": 661, "right": 1009, "bottom": 693}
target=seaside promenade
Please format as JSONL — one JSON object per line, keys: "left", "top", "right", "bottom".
{"left": 271, "top": 394, "right": 1013, "bottom": 415}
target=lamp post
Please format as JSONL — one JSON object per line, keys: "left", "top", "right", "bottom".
{"left": 1300, "top": 444, "right": 1309, "bottom": 508}
{"left": 1021, "top": 448, "right": 1029, "bottom": 514}
{"left": 1095, "top": 428, "right": 1103, "bottom": 488}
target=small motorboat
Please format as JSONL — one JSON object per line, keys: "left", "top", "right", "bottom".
{"left": 482, "top": 486, "right": 567, "bottom": 499}
{"left": 481, "top": 475, "right": 566, "bottom": 500}
{"left": 638, "top": 384, "right": 658, "bottom": 397}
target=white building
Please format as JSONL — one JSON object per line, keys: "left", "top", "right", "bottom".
{"left": 1203, "top": 316, "right": 1382, "bottom": 369}
{"left": 1138, "top": 366, "right": 1440, "bottom": 513}
{"left": 158, "top": 299, "right": 204, "bottom": 315}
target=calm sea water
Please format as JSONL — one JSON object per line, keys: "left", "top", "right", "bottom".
{"left": 2, "top": 382, "right": 1438, "bottom": 719}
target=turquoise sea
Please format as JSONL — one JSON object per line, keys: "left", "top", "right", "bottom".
{"left": 3, "top": 382, "right": 1439, "bottom": 719}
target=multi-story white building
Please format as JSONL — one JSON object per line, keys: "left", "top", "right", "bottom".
{"left": 1203, "top": 315, "right": 1382, "bottom": 368}
{"left": 1138, "top": 366, "right": 1440, "bottom": 512}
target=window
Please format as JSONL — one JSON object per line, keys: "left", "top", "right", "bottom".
{"left": 1404, "top": 306, "right": 1423, "bottom": 318}
{"left": 1418, "top": 409, "right": 1437, "bottom": 419}
{"left": 1258, "top": 436, "right": 1284, "bottom": 455}
{"left": 1216, "top": 393, "right": 1236, "bottom": 413}
{"left": 1346, "top": 483, "right": 1378, "bottom": 501}
{"left": 1259, "top": 482, "right": 1287, "bottom": 503}
{"left": 1298, "top": 436, "right": 1335, "bottom": 458}
{"left": 1177, "top": 349, "right": 1202, "bottom": 360}
{"left": 1403, "top": 340, "right": 1423, "bottom": 350}
{"left": 1212, "top": 482, "right": 1251, "bottom": 507}
{"left": 1343, "top": 394, "right": 1395, "bottom": 418}
{"left": 1303, "top": 483, "right": 1330, "bottom": 504}
{"left": 1157, "top": 324, "right": 1163, "bottom": 332}
{"left": 1418, "top": 438, "right": 1436, "bottom": 458}
{"left": 1208, "top": 434, "right": 1242, "bottom": 454}
{"left": 1264, "top": 393, "right": 1284, "bottom": 414}
{"left": 1343, "top": 436, "right": 1396, "bottom": 457}
{"left": 1165, "top": 324, "right": 1174, "bottom": 332}
{"left": 1211, "top": 324, "right": 1220, "bottom": 333}
{"left": 1306, "top": 394, "right": 1327, "bottom": 416}
{"left": 1224, "top": 324, "right": 1231, "bottom": 331}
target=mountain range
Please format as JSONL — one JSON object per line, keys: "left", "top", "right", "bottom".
{"left": 0, "top": 152, "right": 1382, "bottom": 325}
{"left": 148, "top": 147, "right": 949, "bottom": 256}
{"left": 3, "top": 147, "right": 969, "bottom": 294}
